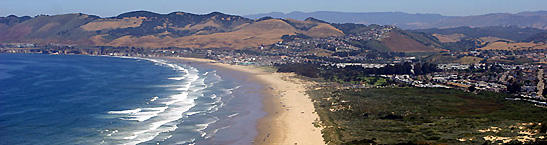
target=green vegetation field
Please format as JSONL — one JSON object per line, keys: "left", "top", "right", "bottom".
{"left": 330, "top": 76, "right": 389, "bottom": 86}
{"left": 308, "top": 87, "right": 547, "bottom": 144}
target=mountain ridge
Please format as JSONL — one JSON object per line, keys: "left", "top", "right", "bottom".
{"left": 245, "top": 11, "right": 547, "bottom": 30}
{"left": 0, "top": 11, "right": 347, "bottom": 49}
{"left": 0, "top": 11, "right": 442, "bottom": 52}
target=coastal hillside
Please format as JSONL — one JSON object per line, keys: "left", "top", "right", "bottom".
{"left": 246, "top": 11, "right": 451, "bottom": 29}
{"left": 0, "top": 13, "right": 100, "bottom": 45}
{"left": 246, "top": 11, "right": 547, "bottom": 30}
{"left": 381, "top": 31, "right": 438, "bottom": 52}
{"left": 414, "top": 26, "right": 547, "bottom": 42}
{"left": 0, "top": 11, "right": 346, "bottom": 49}
{"left": 414, "top": 26, "right": 547, "bottom": 51}
{"left": 0, "top": 11, "right": 442, "bottom": 52}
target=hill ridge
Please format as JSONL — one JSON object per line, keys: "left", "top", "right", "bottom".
{"left": 245, "top": 10, "right": 547, "bottom": 30}
{"left": 0, "top": 11, "right": 345, "bottom": 49}
{"left": 0, "top": 10, "right": 439, "bottom": 52}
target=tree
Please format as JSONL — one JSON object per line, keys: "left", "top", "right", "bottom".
{"left": 468, "top": 85, "right": 477, "bottom": 92}
{"left": 413, "top": 63, "right": 423, "bottom": 75}
{"left": 541, "top": 122, "right": 547, "bottom": 133}
{"left": 506, "top": 79, "right": 522, "bottom": 94}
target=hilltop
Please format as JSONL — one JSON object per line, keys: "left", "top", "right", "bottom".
{"left": 0, "top": 11, "right": 439, "bottom": 52}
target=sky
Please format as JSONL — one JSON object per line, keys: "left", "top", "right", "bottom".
{"left": 1, "top": 0, "right": 546, "bottom": 17}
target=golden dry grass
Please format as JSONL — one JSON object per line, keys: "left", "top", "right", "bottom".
{"left": 2, "top": 13, "right": 342, "bottom": 48}
{"left": 479, "top": 36, "right": 513, "bottom": 43}
{"left": 383, "top": 31, "right": 438, "bottom": 52}
{"left": 191, "top": 20, "right": 221, "bottom": 30}
{"left": 0, "top": 24, "right": 32, "bottom": 40}
{"left": 81, "top": 17, "right": 146, "bottom": 31}
{"left": 171, "top": 19, "right": 298, "bottom": 48}
{"left": 433, "top": 33, "right": 465, "bottom": 43}
{"left": 478, "top": 41, "right": 547, "bottom": 50}
{"left": 0, "top": 24, "right": 8, "bottom": 33}
{"left": 104, "top": 19, "right": 345, "bottom": 49}
{"left": 89, "top": 34, "right": 109, "bottom": 45}
{"left": 455, "top": 56, "right": 484, "bottom": 64}
{"left": 37, "top": 22, "right": 60, "bottom": 32}
{"left": 304, "top": 23, "right": 344, "bottom": 37}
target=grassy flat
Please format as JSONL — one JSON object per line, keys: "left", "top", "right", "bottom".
{"left": 309, "top": 87, "right": 547, "bottom": 144}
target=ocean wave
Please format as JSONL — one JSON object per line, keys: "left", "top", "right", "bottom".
{"left": 227, "top": 113, "right": 239, "bottom": 118}
{"left": 105, "top": 129, "right": 119, "bottom": 137}
{"left": 174, "top": 138, "right": 196, "bottom": 145}
{"left": 206, "top": 125, "right": 232, "bottom": 140}
{"left": 230, "top": 86, "right": 241, "bottom": 91}
{"left": 209, "top": 72, "right": 222, "bottom": 81}
{"left": 185, "top": 111, "right": 203, "bottom": 116}
{"left": 102, "top": 57, "right": 238, "bottom": 145}
{"left": 207, "top": 103, "right": 224, "bottom": 113}
{"left": 191, "top": 83, "right": 208, "bottom": 93}
{"left": 162, "top": 92, "right": 190, "bottom": 106}
{"left": 117, "top": 98, "right": 196, "bottom": 144}
{"left": 209, "top": 94, "right": 218, "bottom": 99}
{"left": 168, "top": 77, "right": 186, "bottom": 80}
{"left": 203, "top": 71, "right": 223, "bottom": 89}
{"left": 196, "top": 117, "right": 220, "bottom": 138}
{"left": 123, "top": 135, "right": 138, "bottom": 140}
{"left": 120, "top": 106, "right": 169, "bottom": 122}
{"left": 102, "top": 57, "right": 205, "bottom": 144}
{"left": 108, "top": 108, "right": 142, "bottom": 114}
{"left": 214, "top": 85, "right": 240, "bottom": 100}
{"left": 205, "top": 94, "right": 223, "bottom": 112}
{"left": 150, "top": 96, "right": 159, "bottom": 102}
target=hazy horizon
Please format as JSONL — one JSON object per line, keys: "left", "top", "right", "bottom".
{"left": 1, "top": 0, "right": 546, "bottom": 17}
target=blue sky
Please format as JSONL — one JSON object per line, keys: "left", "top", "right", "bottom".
{"left": 1, "top": 0, "right": 546, "bottom": 17}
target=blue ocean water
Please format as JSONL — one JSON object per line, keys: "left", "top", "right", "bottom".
{"left": 0, "top": 54, "right": 265, "bottom": 145}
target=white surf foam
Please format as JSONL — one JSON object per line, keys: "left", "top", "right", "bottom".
{"left": 150, "top": 96, "right": 159, "bottom": 102}
{"left": 102, "top": 57, "right": 240, "bottom": 145}
{"left": 209, "top": 94, "right": 218, "bottom": 99}
{"left": 196, "top": 117, "right": 220, "bottom": 138}
{"left": 205, "top": 125, "right": 231, "bottom": 139}
{"left": 168, "top": 77, "right": 186, "bottom": 80}
{"left": 108, "top": 108, "right": 142, "bottom": 114}
{"left": 120, "top": 106, "right": 169, "bottom": 122}
{"left": 101, "top": 57, "right": 207, "bottom": 144}
{"left": 201, "top": 70, "right": 221, "bottom": 83}
{"left": 227, "top": 113, "right": 239, "bottom": 118}
{"left": 185, "top": 111, "right": 203, "bottom": 116}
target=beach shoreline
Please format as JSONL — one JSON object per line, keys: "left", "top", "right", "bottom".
{"left": 164, "top": 57, "right": 324, "bottom": 145}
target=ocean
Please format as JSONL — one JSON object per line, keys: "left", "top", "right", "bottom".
{"left": 0, "top": 53, "right": 265, "bottom": 145}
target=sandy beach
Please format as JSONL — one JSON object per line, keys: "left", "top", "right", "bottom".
{"left": 165, "top": 57, "right": 324, "bottom": 145}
